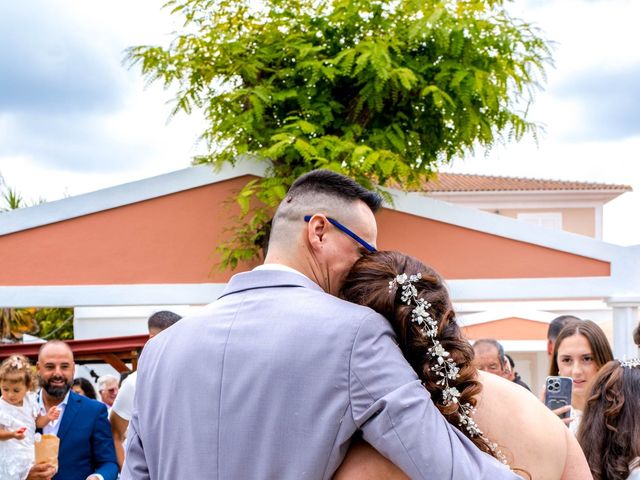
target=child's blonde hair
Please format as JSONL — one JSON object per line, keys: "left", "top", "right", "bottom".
{"left": 0, "top": 355, "right": 36, "bottom": 390}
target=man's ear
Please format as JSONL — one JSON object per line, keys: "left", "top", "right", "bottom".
{"left": 306, "top": 214, "right": 329, "bottom": 251}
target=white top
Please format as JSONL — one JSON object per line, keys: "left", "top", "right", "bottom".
{"left": 0, "top": 392, "right": 40, "bottom": 479}
{"left": 111, "top": 371, "right": 137, "bottom": 421}
{"left": 568, "top": 408, "right": 582, "bottom": 435}
{"left": 628, "top": 458, "right": 640, "bottom": 480}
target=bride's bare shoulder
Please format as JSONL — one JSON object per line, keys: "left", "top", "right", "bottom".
{"left": 474, "top": 371, "right": 570, "bottom": 477}
{"left": 475, "top": 370, "right": 563, "bottom": 432}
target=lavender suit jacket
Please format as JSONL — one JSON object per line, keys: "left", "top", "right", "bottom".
{"left": 121, "top": 269, "right": 517, "bottom": 479}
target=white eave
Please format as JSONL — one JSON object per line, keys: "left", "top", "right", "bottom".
{"left": 0, "top": 161, "right": 267, "bottom": 237}
{"left": 426, "top": 188, "right": 629, "bottom": 209}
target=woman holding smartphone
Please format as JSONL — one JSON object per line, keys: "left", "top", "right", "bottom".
{"left": 549, "top": 320, "right": 613, "bottom": 433}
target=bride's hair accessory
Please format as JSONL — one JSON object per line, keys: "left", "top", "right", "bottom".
{"left": 389, "top": 272, "right": 507, "bottom": 464}
{"left": 620, "top": 358, "right": 640, "bottom": 369}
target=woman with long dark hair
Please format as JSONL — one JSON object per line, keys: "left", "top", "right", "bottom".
{"left": 577, "top": 359, "right": 640, "bottom": 480}
{"left": 335, "top": 251, "right": 590, "bottom": 479}
{"left": 549, "top": 320, "right": 614, "bottom": 433}
{"left": 71, "top": 377, "right": 97, "bottom": 400}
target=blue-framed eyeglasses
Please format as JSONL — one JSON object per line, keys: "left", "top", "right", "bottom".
{"left": 303, "top": 215, "right": 377, "bottom": 253}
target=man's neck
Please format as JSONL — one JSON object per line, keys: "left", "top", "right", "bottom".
{"left": 41, "top": 389, "right": 65, "bottom": 409}
{"left": 264, "top": 249, "right": 329, "bottom": 294}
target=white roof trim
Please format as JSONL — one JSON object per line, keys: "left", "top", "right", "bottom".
{"left": 385, "top": 188, "right": 626, "bottom": 261}
{"left": 0, "top": 284, "right": 226, "bottom": 308}
{"left": 0, "top": 276, "right": 627, "bottom": 307}
{"left": 0, "top": 161, "right": 267, "bottom": 236}
{"left": 428, "top": 189, "right": 627, "bottom": 203}
{"left": 447, "top": 276, "right": 618, "bottom": 302}
{"left": 458, "top": 309, "right": 556, "bottom": 327}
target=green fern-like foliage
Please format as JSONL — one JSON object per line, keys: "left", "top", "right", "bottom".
{"left": 127, "top": 0, "right": 551, "bottom": 269}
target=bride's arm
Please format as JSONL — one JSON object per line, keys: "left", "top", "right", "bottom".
{"left": 334, "top": 440, "right": 408, "bottom": 480}
{"left": 560, "top": 427, "right": 593, "bottom": 480}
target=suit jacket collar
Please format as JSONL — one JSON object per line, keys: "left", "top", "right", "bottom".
{"left": 219, "top": 269, "right": 324, "bottom": 300}
{"left": 56, "top": 390, "right": 82, "bottom": 440}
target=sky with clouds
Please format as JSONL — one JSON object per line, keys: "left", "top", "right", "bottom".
{"left": 1, "top": 0, "right": 639, "bottom": 244}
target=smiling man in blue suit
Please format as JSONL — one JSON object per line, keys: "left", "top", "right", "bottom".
{"left": 26, "top": 341, "right": 117, "bottom": 480}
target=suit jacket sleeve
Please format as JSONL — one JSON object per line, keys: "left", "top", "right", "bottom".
{"left": 349, "top": 312, "right": 519, "bottom": 480}
{"left": 92, "top": 403, "right": 119, "bottom": 480}
{"left": 121, "top": 410, "right": 150, "bottom": 480}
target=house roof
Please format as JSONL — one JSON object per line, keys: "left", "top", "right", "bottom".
{"left": 1, "top": 162, "right": 635, "bottom": 308}
{"left": 418, "top": 173, "right": 632, "bottom": 193}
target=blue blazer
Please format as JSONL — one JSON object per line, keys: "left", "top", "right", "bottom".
{"left": 52, "top": 391, "right": 118, "bottom": 480}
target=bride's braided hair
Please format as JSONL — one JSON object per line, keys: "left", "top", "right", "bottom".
{"left": 341, "top": 251, "right": 499, "bottom": 459}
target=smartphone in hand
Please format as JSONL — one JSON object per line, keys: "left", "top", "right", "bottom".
{"left": 544, "top": 376, "right": 573, "bottom": 419}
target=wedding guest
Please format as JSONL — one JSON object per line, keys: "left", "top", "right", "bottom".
{"left": 97, "top": 374, "right": 119, "bottom": 409}
{"left": 72, "top": 377, "right": 97, "bottom": 400}
{"left": 505, "top": 354, "right": 531, "bottom": 391}
{"left": 549, "top": 320, "right": 613, "bottom": 433}
{"left": 110, "top": 310, "right": 182, "bottom": 469}
{"left": 577, "top": 358, "right": 640, "bottom": 480}
{"left": 25, "top": 340, "right": 117, "bottom": 480}
{"left": 122, "top": 170, "right": 519, "bottom": 479}
{"left": 337, "top": 251, "right": 591, "bottom": 479}
{"left": 473, "top": 339, "right": 509, "bottom": 379}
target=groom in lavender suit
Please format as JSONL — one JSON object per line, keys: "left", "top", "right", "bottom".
{"left": 122, "top": 170, "right": 517, "bottom": 479}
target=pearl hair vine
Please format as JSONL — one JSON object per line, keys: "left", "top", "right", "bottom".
{"left": 389, "top": 272, "right": 507, "bottom": 465}
{"left": 620, "top": 358, "right": 640, "bottom": 369}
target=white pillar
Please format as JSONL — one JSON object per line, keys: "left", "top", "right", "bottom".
{"left": 607, "top": 299, "right": 640, "bottom": 360}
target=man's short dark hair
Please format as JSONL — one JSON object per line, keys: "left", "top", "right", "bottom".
{"left": 505, "top": 353, "right": 515, "bottom": 369}
{"left": 287, "top": 170, "right": 383, "bottom": 213}
{"left": 634, "top": 321, "right": 640, "bottom": 347}
{"left": 547, "top": 315, "right": 581, "bottom": 342}
{"left": 148, "top": 311, "right": 182, "bottom": 332}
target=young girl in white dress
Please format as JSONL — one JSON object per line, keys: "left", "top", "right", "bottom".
{"left": 0, "top": 355, "right": 60, "bottom": 480}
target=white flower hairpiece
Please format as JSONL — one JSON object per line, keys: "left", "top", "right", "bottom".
{"left": 389, "top": 272, "right": 507, "bottom": 464}
{"left": 620, "top": 358, "right": 640, "bottom": 369}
